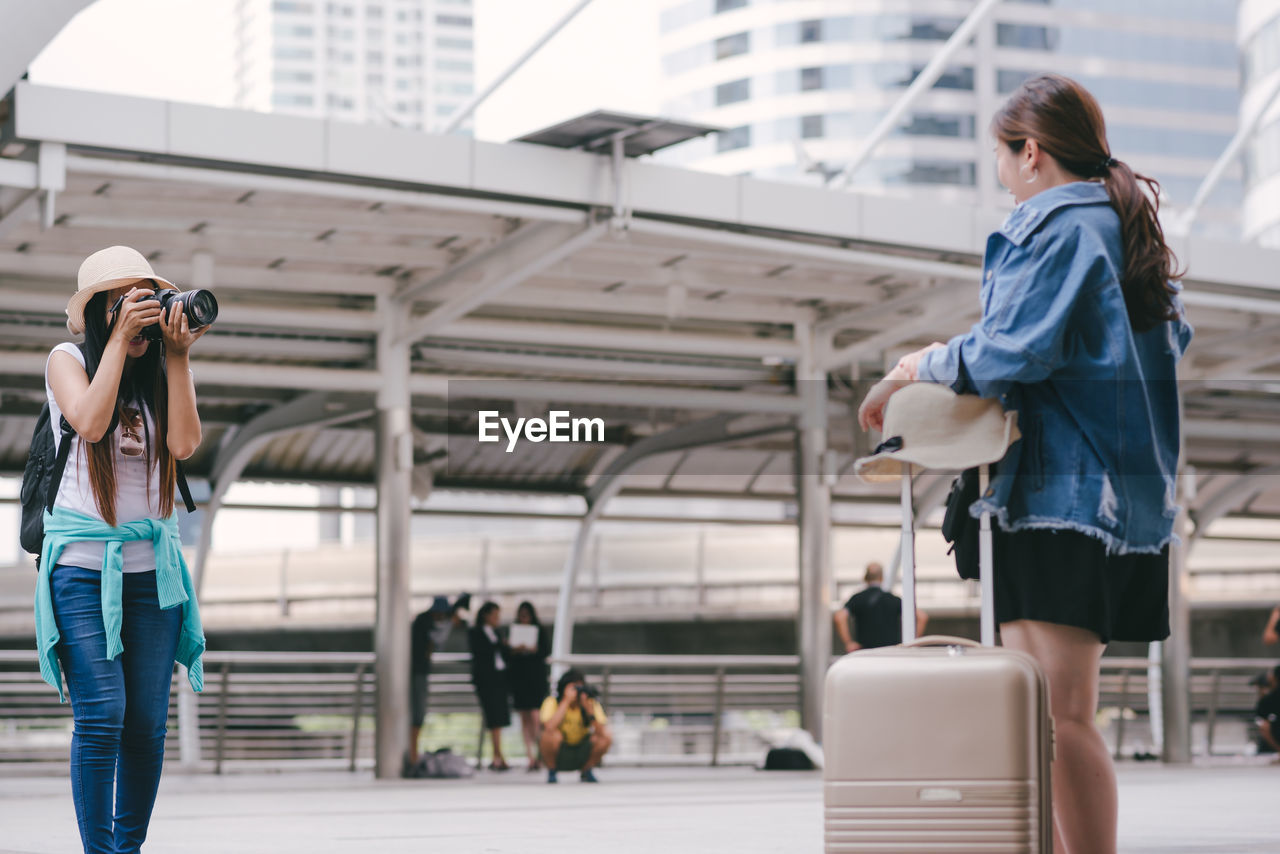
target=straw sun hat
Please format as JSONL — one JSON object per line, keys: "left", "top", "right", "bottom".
{"left": 854, "top": 383, "right": 1021, "bottom": 483}
{"left": 66, "top": 246, "right": 177, "bottom": 335}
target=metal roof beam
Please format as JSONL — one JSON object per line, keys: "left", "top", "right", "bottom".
{"left": 394, "top": 220, "right": 606, "bottom": 346}
{"left": 62, "top": 154, "right": 588, "bottom": 225}
{"left": 821, "top": 297, "right": 978, "bottom": 371}
{"left": 627, "top": 219, "right": 982, "bottom": 282}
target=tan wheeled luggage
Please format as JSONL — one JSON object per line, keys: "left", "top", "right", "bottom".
{"left": 825, "top": 388, "right": 1052, "bottom": 853}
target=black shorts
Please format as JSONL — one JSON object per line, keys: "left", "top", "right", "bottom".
{"left": 993, "top": 528, "right": 1170, "bottom": 645}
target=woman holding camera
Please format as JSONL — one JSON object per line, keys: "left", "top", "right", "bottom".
{"left": 34, "top": 245, "right": 209, "bottom": 854}
{"left": 859, "top": 75, "right": 1190, "bottom": 854}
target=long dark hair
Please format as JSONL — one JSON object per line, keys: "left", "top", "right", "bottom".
{"left": 991, "top": 73, "right": 1183, "bottom": 332}
{"left": 516, "top": 600, "right": 540, "bottom": 626}
{"left": 80, "top": 288, "right": 176, "bottom": 526}
{"left": 475, "top": 601, "right": 500, "bottom": 628}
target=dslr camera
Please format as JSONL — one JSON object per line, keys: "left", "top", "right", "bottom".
{"left": 110, "top": 288, "right": 219, "bottom": 341}
{"left": 575, "top": 683, "right": 599, "bottom": 700}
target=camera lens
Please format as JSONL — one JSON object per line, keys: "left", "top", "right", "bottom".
{"left": 181, "top": 289, "right": 218, "bottom": 328}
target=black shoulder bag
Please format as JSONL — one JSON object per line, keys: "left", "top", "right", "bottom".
{"left": 940, "top": 468, "right": 981, "bottom": 580}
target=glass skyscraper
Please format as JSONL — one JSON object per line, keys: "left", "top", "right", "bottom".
{"left": 658, "top": 0, "right": 1240, "bottom": 235}
{"left": 234, "top": 0, "right": 475, "bottom": 132}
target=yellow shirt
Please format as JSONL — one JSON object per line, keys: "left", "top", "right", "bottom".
{"left": 539, "top": 695, "right": 607, "bottom": 746}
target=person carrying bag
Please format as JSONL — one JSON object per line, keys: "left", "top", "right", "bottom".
{"left": 36, "top": 246, "right": 210, "bottom": 854}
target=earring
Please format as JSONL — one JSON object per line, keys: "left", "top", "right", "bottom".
{"left": 1019, "top": 163, "right": 1038, "bottom": 184}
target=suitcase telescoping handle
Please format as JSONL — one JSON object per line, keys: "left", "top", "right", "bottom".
{"left": 903, "top": 635, "right": 980, "bottom": 650}
{"left": 899, "top": 463, "right": 996, "bottom": 647}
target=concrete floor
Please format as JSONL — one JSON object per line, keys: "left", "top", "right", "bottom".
{"left": 0, "top": 761, "right": 1276, "bottom": 853}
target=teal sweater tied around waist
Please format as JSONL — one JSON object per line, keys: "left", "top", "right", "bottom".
{"left": 34, "top": 507, "right": 206, "bottom": 702}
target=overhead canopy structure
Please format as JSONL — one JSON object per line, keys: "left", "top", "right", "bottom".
{"left": 2, "top": 82, "right": 1279, "bottom": 775}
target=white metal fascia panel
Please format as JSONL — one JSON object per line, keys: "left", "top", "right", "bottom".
{"left": 858, "top": 193, "right": 978, "bottom": 255}
{"left": 738, "top": 178, "right": 860, "bottom": 237}
{"left": 168, "top": 102, "right": 326, "bottom": 172}
{"left": 628, "top": 161, "right": 741, "bottom": 222}
{"left": 326, "top": 122, "right": 471, "bottom": 188}
{"left": 1185, "top": 235, "right": 1280, "bottom": 292}
{"left": 13, "top": 82, "right": 167, "bottom": 153}
{"left": 471, "top": 139, "right": 610, "bottom": 206}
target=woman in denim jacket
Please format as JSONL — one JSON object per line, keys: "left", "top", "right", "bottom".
{"left": 860, "top": 74, "right": 1191, "bottom": 854}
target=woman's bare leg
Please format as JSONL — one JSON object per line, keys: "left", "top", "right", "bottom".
{"left": 520, "top": 710, "right": 540, "bottom": 766}
{"left": 1001, "top": 620, "right": 1115, "bottom": 854}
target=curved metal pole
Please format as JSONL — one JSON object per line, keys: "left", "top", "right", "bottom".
{"left": 549, "top": 413, "right": 793, "bottom": 679}
{"left": 190, "top": 391, "right": 373, "bottom": 595}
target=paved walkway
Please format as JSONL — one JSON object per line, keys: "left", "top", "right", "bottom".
{"left": 0, "top": 761, "right": 1276, "bottom": 853}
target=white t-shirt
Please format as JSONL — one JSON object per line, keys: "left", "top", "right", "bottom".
{"left": 45, "top": 343, "right": 160, "bottom": 573}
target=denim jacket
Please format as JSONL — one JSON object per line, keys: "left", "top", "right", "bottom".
{"left": 917, "top": 181, "right": 1193, "bottom": 555}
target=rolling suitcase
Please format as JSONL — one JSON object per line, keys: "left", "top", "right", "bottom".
{"left": 823, "top": 464, "right": 1054, "bottom": 853}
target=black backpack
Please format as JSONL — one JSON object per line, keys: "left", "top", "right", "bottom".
{"left": 19, "top": 353, "right": 196, "bottom": 564}
{"left": 763, "top": 747, "right": 815, "bottom": 771}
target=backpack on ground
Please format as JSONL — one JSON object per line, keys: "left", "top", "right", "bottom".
{"left": 19, "top": 345, "right": 196, "bottom": 565}
{"left": 414, "top": 748, "right": 475, "bottom": 779}
{"left": 764, "top": 747, "right": 816, "bottom": 771}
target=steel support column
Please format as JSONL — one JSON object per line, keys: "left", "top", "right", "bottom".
{"left": 1161, "top": 467, "right": 1195, "bottom": 764}
{"left": 373, "top": 296, "right": 413, "bottom": 779}
{"left": 795, "top": 325, "right": 833, "bottom": 740}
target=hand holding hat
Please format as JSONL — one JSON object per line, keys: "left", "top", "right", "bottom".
{"left": 854, "top": 382, "right": 1020, "bottom": 482}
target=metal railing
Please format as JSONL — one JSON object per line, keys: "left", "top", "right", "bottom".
{"left": 1, "top": 650, "right": 1272, "bottom": 769}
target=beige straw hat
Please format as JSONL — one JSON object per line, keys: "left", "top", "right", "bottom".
{"left": 67, "top": 246, "right": 176, "bottom": 335}
{"left": 855, "top": 383, "right": 1020, "bottom": 483}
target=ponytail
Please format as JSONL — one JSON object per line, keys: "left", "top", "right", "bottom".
{"left": 992, "top": 73, "right": 1184, "bottom": 332}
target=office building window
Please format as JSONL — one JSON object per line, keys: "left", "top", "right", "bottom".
{"left": 437, "top": 37, "right": 472, "bottom": 50}
{"left": 273, "top": 70, "right": 315, "bottom": 84}
{"left": 274, "top": 24, "right": 314, "bottom": 38}
{"left": 715, "top": 78, "right": 750, "bottom": 105}
{"left": 437, "top": 14, "right": 472, "bottom": 27}
{"left": 998, "top": 69, "right": 1034, "bottom": 94}
{"left": 716, "top": 32, "right": 750, "bottom": 60}
{"left": 715, "top": 0, "right": 748, "bottom": 12}
{"left": 437, "top": 59, "right": 473, "bottom": 73}
{"left": 272, "top": 1, "right": 314, "bottom": 12}
{"left": 276, "top": 47, "right": 314, "bottom": 60}
{"left": 900, "top": 112, "right": 976, "bottom": 138}
{"left": 997, "top": 23, "right": 1058, "bottom": 50}
{"left": 800, "top": 20, "right": 823, "bottom": 43}
{"left": 272, "top": 93, "right": 314, "bottom": 108}
{"left": 801, "top": 114, "right": 824, "bottom": 139}
{"left": 717, "top": 125, "right": 751, "bottom": 152}
{"left": 800, "top": 67, "right": 824, "bottom": 90}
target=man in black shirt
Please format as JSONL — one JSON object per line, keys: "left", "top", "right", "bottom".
{"left": 407, "top": 593, "right": 469, "bottom": 773}
{"left": 1255, "top": 665, "right": 1280, "bottom": 758}
{"left": 834, "top": 563, "right": 928, "bottom": 652}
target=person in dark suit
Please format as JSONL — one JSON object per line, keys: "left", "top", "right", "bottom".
{"left": 507, "top": 601, "right": 552, "bottom": 770}
{"left": 469, "top": 601, "right": 511, "bottom": 770}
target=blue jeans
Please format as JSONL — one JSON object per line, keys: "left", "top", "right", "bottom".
{"left": 51, "top": 565, "right": 182, "bottom": 854}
